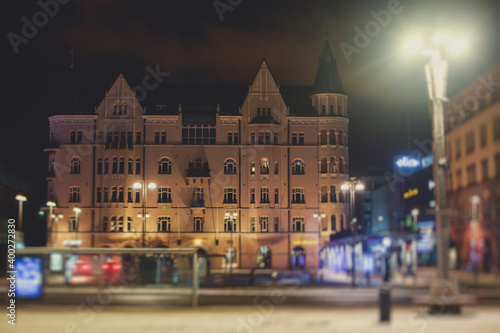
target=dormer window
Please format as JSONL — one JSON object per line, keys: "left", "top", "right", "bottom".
{"left": 156, "top": 105, "right": 167, "bottom": 111}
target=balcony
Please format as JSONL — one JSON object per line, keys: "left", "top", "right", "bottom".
{"left": 191, "top": 198, "right": 205, "bottom": 208}
{"left": 105, "top": 142, "right": 134, "bottom": 151}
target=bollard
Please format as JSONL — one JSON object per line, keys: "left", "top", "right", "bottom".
{"left": 379, "top": 284, "right": 391, "bottom": 322}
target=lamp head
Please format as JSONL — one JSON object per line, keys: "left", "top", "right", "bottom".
{"left": 148, "top": 182, "right": 157, "bottom": 189}
{"left": 73, "top": 207, "right": 81, "bottom": 213}
{"left": 341, "top": 184, "right": 350, "bottom": 192}
{"left": 355, "top": 183, "right": 365, "bottom": 191}
{"left": 46, "top": 201, "right": 57, "bottom": 207}
{"left": 16, "top": 194, "right": 27, "bottom": 202}
{"left": 133, "top": 182, "right": 142, "bottom": 189}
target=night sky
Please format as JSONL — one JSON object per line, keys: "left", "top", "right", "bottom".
{"left": 2, "top": 0, "right": 500, "bottom": 244}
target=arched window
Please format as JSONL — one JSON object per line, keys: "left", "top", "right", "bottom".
{"left": 112, "top": 157, "right": 118, "bottom": 174}
{"left": 260, "top": 157, "right": 270, "bottom": 174}
{"left": 330, "top": 157, "right": 337, "bottom": 173}
{"left": 292, "top": 159, "right": 305, "bottom": 175}
{"left": 339, "top": 157, "right": 345, "bottom": 174}
{"left": 330, "top": 130, "right": 336, "bottom": 145}
{"left": 158, "top": 157, "right": 172, "bottom": 174}
{"left": 320, "top": 157, "right": 328, "bottom": 174}
{"left": 70, "top": 157, "right": 80, "bottom": 174}
{"left": 113, "top": 105, "right": 117, "bottom": 115}
{"left": 320, "top": 130, "right": 327, "bottom": 145}
{"left": 97, "top": 158, "right": 103, "bottom": 174}
{"left": 224, "top": 159, "right": 237, "bottom": 174}
{"left": 127, "top": 158, "right": 133, "bottom": 174}
{"left": 118, "top": 157, "right": 125, "bottom": 174}
{"left": 104, "top": 158, "right": 109, "bottom": 174}
{"left": 135, "top": 158, "right": 141, "bottom": 175}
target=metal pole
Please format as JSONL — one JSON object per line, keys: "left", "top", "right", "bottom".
{"left": 142, "top": 183, "right": 146, "bottom": 248}
{"left": 18, "top": 200, "right": 23, "bottom": 232}
{"left": 192, "top": 251, "right": 199, "bottom": 306}
{"left": 427, "top": 46, "right": 449, "bottom": 281}
{"left": 351, "top": 183, "right": 356, "bottom": 287}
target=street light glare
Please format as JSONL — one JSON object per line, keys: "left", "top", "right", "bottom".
{"left": 133, "top": 182, "right": 142, "bottom": 189}
{"left": 46, "top": 201, "right": 57, "bottom": 207}
{"left": 355, "top": 183, "right": 365, "bottom": 191}
{"left": 16, "top": 194, "right": 27, "bottom": 202}
{"left": 148, "top": 182, "right": 157, "bottom": 189}
{"left": 431, "top": 33, "right": 450, "bottom": 45}
{"left": 448, "top": 38, "right": 468, "bottom": 54}
{"left": 404, "top": 37, "right": 423, "bottom": 53}
{"left": 73, "top": 207, "right": 81, "bottom": 213}
{"left": 341, "top": 184, "right": 350, "bottom": 191}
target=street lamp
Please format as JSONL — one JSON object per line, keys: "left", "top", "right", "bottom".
{"left": 15, "top": 195, "right": 27, "bottom": 232}
{"left": 134, "top": 181, "right": 157, "bottom": 247}
{"left": 313, "top": 212, "right": 326, "bottom": 271}
{"left": 46, "top": 201, "right": 57, "bottom": 245}
{"left": 406, "top": 33, "right": 467, "bottom": 294}
{"left": 341, "top": 177, "right": 365, "bottom": 287}
{"left": 411, "top": 208, "right": 420, "bottom": 232}
{"left": 73, "top": 207, "right": 81, "bottom": 241}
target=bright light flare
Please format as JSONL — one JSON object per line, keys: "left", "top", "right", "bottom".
{"left": 148, "top": 182, "right": 157, "bottom": 189}
{"left": 448, "top": 38, "right": 468, "bottom": 54}
{"left": 341, "top": 184, "right": 350, "bottom": 191}
{"left": 431, "top": 33, "right": 450, "bottom": 45}
{"left": 355, "top": 183, "right": 365, "bottom": 191}
{"left": 404, "top": 36, "right": 423, "bottom": 53}
{"left": 133, "top": 182, "right": 142, "bottom": 189}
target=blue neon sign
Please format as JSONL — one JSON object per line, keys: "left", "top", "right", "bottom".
{"left": 15, "top": 256, "right": 43, "bottom": 299}
{"left": 395, "top": 156, "right": 420, "bottom": 168}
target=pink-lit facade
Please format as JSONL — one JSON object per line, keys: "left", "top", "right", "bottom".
{"left": 44, "top": 41, "right": 352, "bottom": 269}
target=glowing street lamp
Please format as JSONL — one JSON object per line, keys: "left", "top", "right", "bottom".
{"left": 15, "top": 195, "right": 27, "bottom": 232}
{"left": 134, "top": 181, "right": 157, "bottom": 247}
{"left": 405, "top": 32, "right": 468, "bottom": 293}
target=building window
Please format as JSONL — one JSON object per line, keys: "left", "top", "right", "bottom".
{"left": 258, "top": 132, "right": 264, "bottom": 144}
{"left": 118, "top": 186, "right": 124, "bottom": 202}
{"left": 127, "top": 187, "right": 133, "bottom": 202}
{"left": 69, "top": 217, "right": 78, "bottom": 232}
{"left": 161, "top": 131, "right": 167, "bottom": 144}
{"left": 193, "top": 217, "right": 204, "bottom": 232}
{"left": 103, "top": 187, "right": 109, "bottom": 202}
{"left": 193, "top": 187, "right": 204, "bottom": 206}
{"left": 69, "top": 186, "right": 80, "bottom": 203}
{"left": 250, "top": 162, "right": 256, "bottom": 174}
{"left": 97, "top": 158, "right": 103, "bottom": 174}
{"left": 103, "top": 217, "right": 108, "bottom": 232}
{"left": 455, "top": 138, "right": 461, "bottom": 160}
{"left": 274, "top": 162, "right": 279, "bottom": 175}
{"left": 322, "top": 105, "right": 326, "bottom": 114}
{"left": 136, "top": 131, "right": 141, "bottom": 144}
{"left": 257, "top": 107, "right": 261, "bottom": 116}
{"left": 104, "top": 158, "right": 109, "bottom": 174}
{"left": 291, "top": 133, "right": 298, "bottom": 145}
{"left": 260, "top": 158, "right": 270, "bottom": 174}
{"left": 274, "top": 133, "right": 278, "bottom": 145}
{"left": 482, "top": 159, "right": 489, "bottom": 182}
{"left": 260, "top": 187, "right": 270, "bottom": 203}
{"left": 70, "top": 157, "right": 80, "bottom": 174}
{"left": 97, "top": 131, "right": 103, "bottom": 144}
{"left": 112, "top": 157, "right": 118, "bottom": 174}
{"left": 292, "top": 159, "right": 305, "bottom": 175}
{"left": 338, "top": 130, "right": 344, "bottom": 145}
{"left": 117, "top": 216, "right": 124, "bottom": 232}
{"left": 224, "top": 159, "right": 237, "bottom": 174}
{"left": 265, "top": 132, "right": 271, "bottom": 144}
{"left": 135, "top": 158, "right": 141, "bottom": 174}
{"left": 330, "top": 105, "right": 334, "bottom": 114}
{"left": 127, "top": 216, "right": 132, "bottom": 231}
{"left": 299, "top": 133, "right": 304, "bottom": 145}
{"left": 330, "top": 186, "right": 337, "bottom": 202}
{"left": 274, "top": 188, "right": 279, "bottom": 204}
{"left": 251, "top": 132, "right": 256, "bottom": 144}
{"left": 251, "top": 217, "right": 256, "bottom": 232}
{"left": 456, "top": 169, "right": 463, "bottom": 190}
{"left": 158, "top": 157, "right": 172, "bottom": 174}
{"left": 340, "top": 215, "right": 345, "bottom": 230}
{"left": 260, "top": 216, "right": 269, "bottom": 232}
{"left": 321, "top": 186, "right": 328, "bottom": 203}
{"left": 465, "top": 130, "right": 475, "bottom": 154}
{"left": 158, "top": 187, "right": 172, "bottom": 203}
{"left": 110, "top": 217, "right": 116, "bottom": 232}
{"left": 224, "top": 188, "right": 237, "bottom": 204}
{"left": 119, "top": 157, "right": 125, "bottom": 174}
{"left": 155, "top": 131, "right": 160, "bottom": 144}
{"left": 339, "top": 157, "right": 346, "bottom": 174}
{"left": 135, "top": 188, "right": 140, "bottom": 203}
{"left": 250, "top": 188, "right": 255, "bottom": 204}
{"left": 228, "top": 132, "right": 233, "bottom": 145}
{"left": 320, "top": 130, "right": 327, "bottom": 145}
{"left": 182, "top": 124, "right": 216, "bottom": 145}
{"left": 128, "top": 158, "right": 133, "bottom": 174}
{"left": 494, "top": 116, "right": 500, "bottom": 141}
{"left": 292, "top": 217, "right": 305, "bottom": 232}
{"left": 480, "top": 123, "right": 487, "bottom": 147}
{"left": 158, "top": 216, "right": 171, "bottom": 232}
{"left": 70, "top": 131, "right": 76, "bottom": 143}
{"left": 292, "top": 188, "right": 305, "bottom": 204}
{"left": 224, "top": 217, "right": 237, "bottom": 232}
{"left": 331, "top": 215, "right": 337, "bottom": 231}
{"left": 111, "top": 186, "right": 117, "bottom": 202}
{"left": 329, "top": 130, "right": 336, "bottom": 145}
{"left": 127, "top": 132, "right": 133, "bottom": 148}
{"left": 274, "top": 217, "right": 279, "bottom": 232}
{"left": 96, "top": 187, "right": 102, "bottom": 203}
{"left": 330, "top": 157, "right": 337, "bottom": 173}
{"left": 320, "top": 157, "right": 328, "bottom": 174}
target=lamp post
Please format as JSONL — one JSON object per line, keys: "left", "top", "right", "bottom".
{"left": 313, "top": 212, "right": 326, "bottom": 272}
{"left": 134, "top": 181, "right": 156, "bottom": 248}
{"left": 15, "top": 195, "right": 27, "bottom": 232}
{"left": 405, "top": 33, "right": 467, "bottom": 294}
{"left": 73, "top": 207, "right": 81, "bottom": 244}
{"left": 470, "top": 195, "right": 480, "bottom": 285}
{"left": 52, "top": 214, "right": 63, "bottom": 248}
{"left": 47, "top": 201, "right": 57, "bottom": 246}
{"left": 341, "top": 178, "right": 364, "bottom": 287}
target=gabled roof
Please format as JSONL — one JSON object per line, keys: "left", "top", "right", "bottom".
{"left": 313, "top": 39, "right": 345, "bottom": 95}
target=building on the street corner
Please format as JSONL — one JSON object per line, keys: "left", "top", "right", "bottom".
{"left": 44, "top": 38, "right": 353, "bottom": 270}
{"left": 445, "top": 63, "right": 500, "bottom": 274}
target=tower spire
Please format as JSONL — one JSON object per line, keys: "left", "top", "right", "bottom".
{"left": 313, "top": 38, "right": 345, "bottom": 95}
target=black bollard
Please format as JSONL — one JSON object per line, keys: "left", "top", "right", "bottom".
{"left": 379, "top": 284, "right": 391, "bottom": 322}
